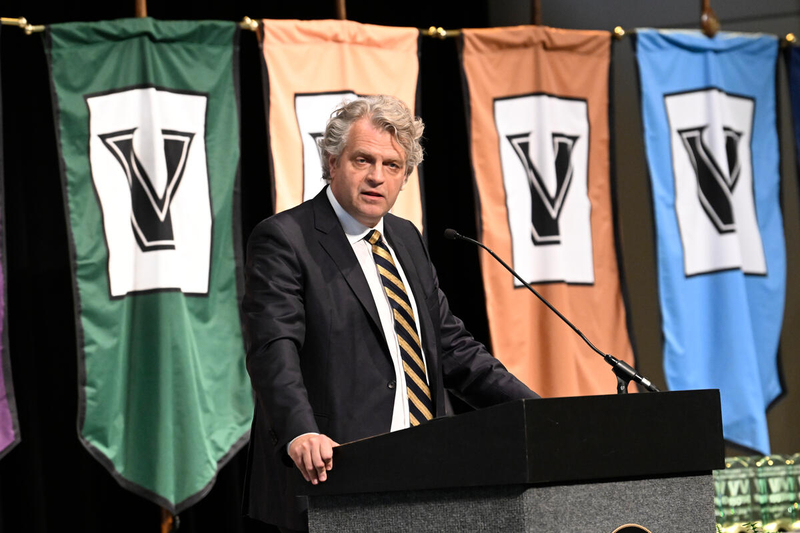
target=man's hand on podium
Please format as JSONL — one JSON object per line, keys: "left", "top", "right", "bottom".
{"left": 289, "top": 433, "right": 340, "bottom": 485}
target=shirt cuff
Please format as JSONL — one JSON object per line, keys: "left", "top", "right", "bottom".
{"left": 287, "top": 432, "right": 320, "bottom": 454}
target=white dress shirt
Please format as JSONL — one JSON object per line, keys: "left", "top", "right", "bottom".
{"left": 325, "top": 186, "right": 429, "bottom": 432}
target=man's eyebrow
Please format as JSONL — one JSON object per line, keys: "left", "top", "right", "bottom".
{"left": 349, "top": 149, "right": 404, "bottom": 165}
{"left": 383, "top": 154, "right": 405, "bottom": 164}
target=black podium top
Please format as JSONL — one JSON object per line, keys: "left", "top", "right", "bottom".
{"left": 298, "top": 390, "right": 724, "bottom": 496}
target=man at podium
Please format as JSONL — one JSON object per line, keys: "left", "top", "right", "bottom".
{"left": 241, "top": 95, "right": 538, "bottom": 532}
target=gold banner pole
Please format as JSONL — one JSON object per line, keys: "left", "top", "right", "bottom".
{"left": 1, "top": 16, "right": 44, "bottom": 34}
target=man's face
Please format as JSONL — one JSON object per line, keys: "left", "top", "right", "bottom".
{"left": 328, "top": 118, "right": 407, "bottom": 228}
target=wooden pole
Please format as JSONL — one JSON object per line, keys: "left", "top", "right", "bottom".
{"left": 336, "top": 0, "right": 346, "bottom": 20}
{"left": 531, "top": 0, "right": 541, "bottom": 25}
{"left": 700, "top": 0, "right": 720, "bottom": 37}
{"left": 135, "top": 0, "right": 147, "bottom": 18}
{"left": 132, "top": 3, "right": 170, "bottom": 530}
{"left": 160, "top": 508, "right": 174, "bottom": 533}
{"left": 138, "top": 2, "right": 172, "bottom": 530}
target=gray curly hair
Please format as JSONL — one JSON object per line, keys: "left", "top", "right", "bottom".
{"left": 319, "top": 95, "right": 424, "bottom": 182}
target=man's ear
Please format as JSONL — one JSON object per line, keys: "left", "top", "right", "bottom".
{"left": 328, "top": 154, "right": 338, "bottom": 179}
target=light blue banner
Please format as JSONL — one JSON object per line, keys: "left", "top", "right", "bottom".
{"left": 636, "top": 29, "right": 784, "bottom": 454}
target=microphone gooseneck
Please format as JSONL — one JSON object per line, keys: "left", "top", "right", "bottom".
{"left": 443, "top": 228, "right": 660, "bottom": 394}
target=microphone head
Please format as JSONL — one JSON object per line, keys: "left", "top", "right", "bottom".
{"left": 443, "top": 228, "right": 461, "bottom": 240}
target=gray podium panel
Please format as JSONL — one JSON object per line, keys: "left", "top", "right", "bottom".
{"left": 308, "top": 474, "right": 715, "bottom": 532}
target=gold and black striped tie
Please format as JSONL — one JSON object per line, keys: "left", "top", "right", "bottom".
{"left": 367, "top": 230, "right": 433, "bottom": 426}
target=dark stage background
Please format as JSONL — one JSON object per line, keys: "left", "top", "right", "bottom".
{"left": 1, "top": 1, "right": 799, "bottom": 532}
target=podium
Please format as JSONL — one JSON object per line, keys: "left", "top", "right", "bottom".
{"left": 298, "top": 390, "right": 724, "bottom": 532}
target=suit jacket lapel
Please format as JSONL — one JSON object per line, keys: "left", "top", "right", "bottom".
{"left": 312, "top": 190, "right": 385, "bottom": 344}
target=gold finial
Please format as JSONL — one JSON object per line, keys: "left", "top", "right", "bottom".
{"left": 0, "top": 17, "right": 42, "bottom": 33}
{"left": 613, "top": 26, "right": 625, "bottom": 40}
{"left": 239, "top": 16, "right": 258, "bottom": 32}
{"left": 420, "top": 26, "right": 460, "bottom": 39}
{"left": 424, "top": 26, "right": 450, "bottom": 40}
{"left": 701, "top": 0, "right": 720, "bottom": 38}
{"left": 787, "top": 33, "right": 796, "bottom": 44}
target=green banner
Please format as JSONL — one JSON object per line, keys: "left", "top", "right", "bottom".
{"left": 46, "top": 18, "right": 252, "bottom": 512}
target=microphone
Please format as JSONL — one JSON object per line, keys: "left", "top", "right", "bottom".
{"left": 444, "top": 228, "right": 660, "bottom": 394}
{"left": 443, "top": 228, "right": 461, "bottom": 241}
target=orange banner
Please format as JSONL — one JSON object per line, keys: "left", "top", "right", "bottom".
{"left": 260, "top": 19, "right": 423, "bottom": 231}
{"left": 461, "top": 26, "right": 635, "bottom": 397}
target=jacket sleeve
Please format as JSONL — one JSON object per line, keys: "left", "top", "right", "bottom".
{"left": 242, "top": 218, "right": 319, "bottom": 453}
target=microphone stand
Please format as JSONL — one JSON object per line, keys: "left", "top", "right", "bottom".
{"left": 444, "top": 229, "right": 659, "bottom": 394}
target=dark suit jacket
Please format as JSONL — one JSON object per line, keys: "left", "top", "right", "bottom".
{"left": 241, "top": 189, "right": 536, "bottom": 530}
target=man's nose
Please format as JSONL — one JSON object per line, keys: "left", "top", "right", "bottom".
{"left": 367, "top": 162, "right": 385, "bottom": 183}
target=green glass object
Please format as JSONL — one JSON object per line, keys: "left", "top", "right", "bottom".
{"left": 715, "top": 456, "right": 760, "bottom": 531}
{"left": 755, "top": 455, "right": 794, "bottom": 532}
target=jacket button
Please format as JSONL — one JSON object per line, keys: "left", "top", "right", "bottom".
{"left": 388, "top": 380, "right": 396, "bottom": 389}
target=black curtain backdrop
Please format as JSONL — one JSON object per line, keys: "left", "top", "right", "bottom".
{"left": 0, "top": 2, "right": 491, "bottom": 532}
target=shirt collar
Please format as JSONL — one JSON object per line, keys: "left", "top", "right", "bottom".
{"left": 326, "top": 186, "right": 385, "bottom": 244}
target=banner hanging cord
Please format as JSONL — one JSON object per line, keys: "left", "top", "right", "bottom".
{"left": 227, "top": 23, "right": 457, "bottom": 39}
{"left": 0, "top": 16, "right": 258, "bottom": 34}
{"left": 613, "top": 27, "right": 797, "bottom": 47}
{"left": 238, "top": 19, "right": 455, "bottom": 36}
{"left": 3, "top": 16, "right": 795, "bottom": 45}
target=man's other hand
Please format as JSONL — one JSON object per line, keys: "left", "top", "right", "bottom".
{"left": 288, "top": 433, "right": 340, "bottom": 484}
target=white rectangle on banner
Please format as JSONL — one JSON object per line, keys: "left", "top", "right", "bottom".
{"left": 665, "top": 88, "right": 765, "bottom": 276}
{"left": 494, "top": 93, "right": 594, "bottom": 285}
{"left": 86, "top": 87, "right": 212, "bottom": 297}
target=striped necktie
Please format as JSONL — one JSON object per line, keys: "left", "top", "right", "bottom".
{"left": 367, "top": 229, "right": 434, "bottom": 426}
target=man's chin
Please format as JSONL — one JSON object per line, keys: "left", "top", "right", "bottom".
{"left": 354, "top": 205, "right": 388, "bottom": 227}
